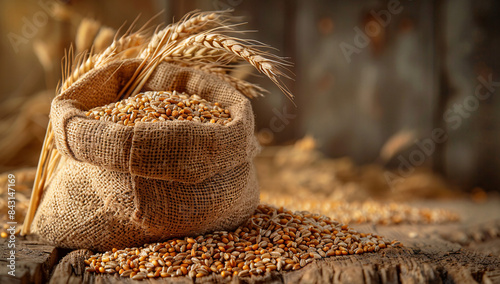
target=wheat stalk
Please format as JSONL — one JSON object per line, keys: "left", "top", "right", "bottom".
{"left": 139, "top": 10, "right": 234, "bottom": 59}
{"left": 21, "top": 123, "right": 54, "bottom": 235}
{"left": 175, "top": 61, "right": 267, "bottom": 98}
{"left": 120, "top": 10, "right": 237, "bottom": 99}
{"left": 95, "top": 33, "right": 146, "bottom": 65}
{"left": 22, "top": 28, "right": 146, "bottom": 236}
{"left": 156, "top": 32, "right": 292, "bottom": 99}
{"left": 164, "top": 45, "right": 233, "bottom": 62}
{"left": 216, "top": 73, "right": 268, "bottom": 98}
{"left": 60, "top": 33, "right": 146, "bottom": 92}
{"left": 93, "top": 27, "right": 116, "bottom": 53}
{"left": 124, "top": 25, "right": 292, "bottom": 100}
{"left": 75, "top": 18, "right": 100, "bottom": 54}
{"left": 179, "top": 33, "right": 292, "bottom": 100}
{"left": 23, "top": 10, "right": 293, "bottom": 235}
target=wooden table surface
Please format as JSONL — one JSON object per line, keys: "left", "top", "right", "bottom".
{"left": 1, "top": 198, "right": 499, "bottom": 284}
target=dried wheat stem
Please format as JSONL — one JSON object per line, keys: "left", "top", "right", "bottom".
{"left": 25, "top": 31, "right": 145, "bottom": 234}
{"left": 21, "top": 123, "right": 53, "bottom": 235}
{"left": 45, "top": 150, "right": 62, "bottom": 183}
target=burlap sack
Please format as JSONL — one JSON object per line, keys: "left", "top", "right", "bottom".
{"left": 32, "top": 59, "right": 260, "bottom": 252}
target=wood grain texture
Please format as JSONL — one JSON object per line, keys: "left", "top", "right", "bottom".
{"left": 0, "top": 239, "right": 58, "bottom": 284}
{"left": 2, "top": 199, "right": 499, "bottom": 283}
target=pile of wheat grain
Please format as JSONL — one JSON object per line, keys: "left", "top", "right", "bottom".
{"left": 86, "top": 91, "right": 231, "bottom": 126}
{"left": 84, "top": 204, "right": 400, "bottom": 279}
{"left": 261, "top": 192, "right": 459, "bottom": 225}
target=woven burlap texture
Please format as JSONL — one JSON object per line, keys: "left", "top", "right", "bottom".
{"left": 32, "top": 59, "right": 260, "bottom": 252}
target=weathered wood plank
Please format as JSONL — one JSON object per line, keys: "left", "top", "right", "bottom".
{"left": 49, "top": 249, "right": 92, "bottom": 284}
{"left": 2, "top": 200, "right": 499, "bottom": 283}
{"left": 0, "top": 238, "right": 58, "bottom": 284}
{"left": 48, "top": 224, "right": 500, "bottom": 284}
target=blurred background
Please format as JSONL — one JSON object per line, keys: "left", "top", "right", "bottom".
{"left": 0, "top": 0, "right": 498, "bottom": 198}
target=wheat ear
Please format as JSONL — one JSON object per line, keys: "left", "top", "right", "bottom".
{"left": 174, "top": 61, "right": 267, "bottom": 98}
{"left": 75, "top": 18, "right": 100, "bottom": 54}
{"left": 173, "top": 33, "right": 293, "bottom": 100}
{"left": 139, "top": 10, "right": 234, "bottom": 59}
{"left": 122, "top": 12, "right": 292, "bottom": 101}
{"left": 93, "top": 27, "right": 116, "bottom": 53}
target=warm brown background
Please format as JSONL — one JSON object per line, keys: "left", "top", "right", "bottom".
{"left": 0, "top": 0, "right": 498, "bottom": 192}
